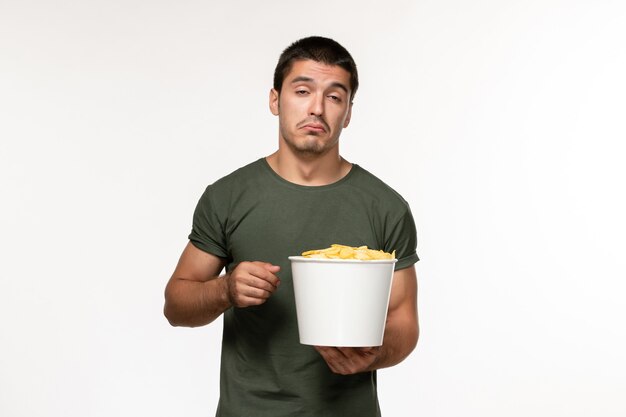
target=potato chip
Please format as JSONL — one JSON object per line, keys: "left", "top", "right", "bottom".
{"left": 301, "top": 244, "right": 395, "bottom": 260}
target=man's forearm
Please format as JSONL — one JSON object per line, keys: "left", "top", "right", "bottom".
{"left": 164, "top": 276, "right": 231, "bottom": 327}
{"left": 370, "top": 315, "right": 419, "bottom": 370}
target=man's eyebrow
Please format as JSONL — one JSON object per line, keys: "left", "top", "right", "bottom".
{"left": 290, "top": 76, "right": 349, "bottom": 93}
{"left": 290, "top": 76, "right": 314, "bottom": 84}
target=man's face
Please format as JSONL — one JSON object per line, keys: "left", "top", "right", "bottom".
{"left": 270, "top": 59, "right": 353, "bottom": 156}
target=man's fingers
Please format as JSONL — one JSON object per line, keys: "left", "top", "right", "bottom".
{"left": 251, "top": 270, "right": 280, "bottom": 292}
{"left": 314, "top": 346, "right": 382, "bottom": 375}
{"left": 338, "top": 346, "right": 380, "bottom": 356}
{"left": 240, "top": 273, "right": 279, "bottom": 293}
{"left": 236, "top": 295, "right": 269, "bottom": 306}
{"left": 227, "top": 261, "right": 282, "bottom": 307}
{"left": 236, "top": 279, "right": 275, "bottom": 298}
{"left": 262, "top": 263, "right": 281, "bottom": 273}
{"left": 246, "top": 262, "right": 281, "bottom": 287}
{"left": 315, "top": 346, "right": 348, "bottom": 363}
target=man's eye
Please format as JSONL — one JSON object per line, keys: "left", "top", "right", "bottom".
{"left": 328, "top": 95, "right": 342, "bottom": 102}
{"left": 296, "top": 90, "right": 309, "bottom": 95}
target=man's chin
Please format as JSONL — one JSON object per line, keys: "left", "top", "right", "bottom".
{"left": 293, "top": 146, "right": 326, "bottom": 158}
{"left": 281, "top": 134, "right": 338, "bottom": 157}
{"left": 290, "top": 139, "right": 328, "bottom": 155}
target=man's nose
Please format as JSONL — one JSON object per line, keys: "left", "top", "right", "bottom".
{"left": 309, "top": 93, "right": 324, "bottom": 116}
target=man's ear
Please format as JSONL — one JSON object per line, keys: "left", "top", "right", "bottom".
{"left": 269, "top": 88, "right": 280, "bottom": 116}
{"left": 343, "top": 102, "right": 353, "bottom": 128}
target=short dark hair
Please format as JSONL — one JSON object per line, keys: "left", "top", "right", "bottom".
{"left": 273, "top": 36, "right": 359, "bottom": 101}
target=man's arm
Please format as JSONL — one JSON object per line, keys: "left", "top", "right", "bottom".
{"left": 315, "top": 265, "right": 419, "bottom": 374}
{"left": 164, "top": 242, "right": 281, "bottom": 327}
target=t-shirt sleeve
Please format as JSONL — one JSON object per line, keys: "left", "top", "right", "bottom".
{"left": 188, "top": 185, "right": 229, "bottom": 259}
{"left": 385, "top": 204, "right": 419, "bottom": 271}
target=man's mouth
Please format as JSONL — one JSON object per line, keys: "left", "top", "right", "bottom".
{"left": 302, "top": 123, "right": 326, "bottom": 133}
{"left": 299, "top": 117, "right": 328, "bottom": 133}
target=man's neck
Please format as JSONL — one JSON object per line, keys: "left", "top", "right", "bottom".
{"left": 265, "top": 149, "right": 352, "bottom": 186}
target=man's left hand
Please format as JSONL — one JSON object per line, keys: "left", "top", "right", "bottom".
{"left": 314, "top": 346, "right": 382, "bottom": 375}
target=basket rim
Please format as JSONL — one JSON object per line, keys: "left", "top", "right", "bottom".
{"left": 288, "top": 256, "right": 397, "bottom": 264}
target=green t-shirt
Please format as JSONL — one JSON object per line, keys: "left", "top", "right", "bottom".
{"left": 189, "top": 158, "right": 418, "bottom": 417}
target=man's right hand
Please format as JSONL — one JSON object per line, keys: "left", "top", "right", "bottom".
{"left": 225, "top": 262, "right": 281, "bottom": 307}
{"left": 164, "top": 243, "right": 281, "bottom": 327}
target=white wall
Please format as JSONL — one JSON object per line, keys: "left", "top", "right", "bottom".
{"left": 1, "top": 1, "right": 625, "bottom": 416}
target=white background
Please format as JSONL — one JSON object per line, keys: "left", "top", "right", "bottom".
{"left": 1, "top": 1, "right": 625, "bottom": 416}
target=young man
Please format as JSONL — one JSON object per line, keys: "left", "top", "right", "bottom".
{"left": 164, "top": 36, "right": 419, "bottom": 417}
